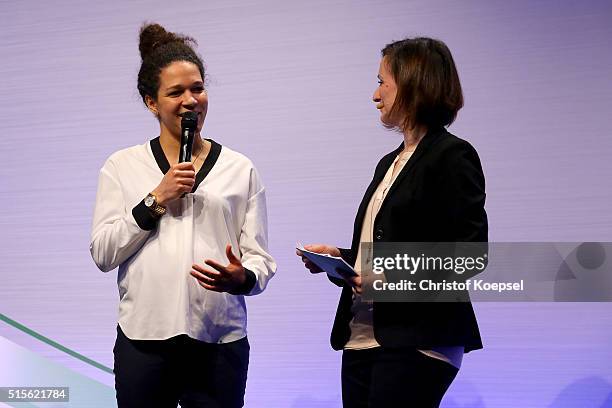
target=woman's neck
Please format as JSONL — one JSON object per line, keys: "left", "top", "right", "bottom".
{"left": 402, "top": 125, "right": 427, "bottom": 152}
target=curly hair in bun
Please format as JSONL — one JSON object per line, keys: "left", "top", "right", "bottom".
{"left": 137, "top": 23, "right": 205, "bottom": 107}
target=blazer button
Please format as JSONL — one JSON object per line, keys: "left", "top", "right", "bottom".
{"left": 375, "top": 228, "right": 383, "bottom": 240}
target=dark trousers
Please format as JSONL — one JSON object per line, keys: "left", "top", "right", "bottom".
{"left": 113, "top": 326, "right": 249, "bottom": 408}
{"left": 342, "top": 347, "right": 459, "bottom": 408}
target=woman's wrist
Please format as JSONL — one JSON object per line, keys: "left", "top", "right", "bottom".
{"left": 151, "top": 189, "right": 167, "bottom": 207}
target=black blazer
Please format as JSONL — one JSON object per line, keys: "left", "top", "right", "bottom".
{"left": 331, "top": 126, "right": 487, "bottom": 352}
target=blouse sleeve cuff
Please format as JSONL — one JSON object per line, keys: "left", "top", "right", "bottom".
{"left": 229, "top": 268, "right": 257, "bottom": 295}
{"left": 132, "top": 200, "right": 160, "bottom": 231}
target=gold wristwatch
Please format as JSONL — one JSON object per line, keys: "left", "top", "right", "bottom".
{"left": 144, "top": 192, "right": 167, "bottom": 217}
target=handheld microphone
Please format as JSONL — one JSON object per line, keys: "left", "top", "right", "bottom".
{"left": 179, "top": 111, "right": 198, "bottom": 163}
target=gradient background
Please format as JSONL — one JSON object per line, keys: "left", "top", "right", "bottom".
{"left": 1, "top": 0, "right": 612, "bottom": 406}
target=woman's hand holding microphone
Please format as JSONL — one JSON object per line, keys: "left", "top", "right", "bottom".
{"left": 151, "top": 162, "right": 196, "bottom": 207}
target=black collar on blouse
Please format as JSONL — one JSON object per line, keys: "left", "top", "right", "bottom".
{"left": 150, "top": 137, "right": 222, "bottom": 193}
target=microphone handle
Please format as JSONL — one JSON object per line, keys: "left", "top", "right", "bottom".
{"left": 178, "top": 128, "right": 195, "bottom": 198}
{"left": 179, "top": 127, "right": 195, "bottom": 163}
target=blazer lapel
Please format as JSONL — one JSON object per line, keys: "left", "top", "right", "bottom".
{"left": 376, "top": 127, "right": 446, "bottom": 217}
{"left": 349, "top": 144, "right": 403, "bottom": 258}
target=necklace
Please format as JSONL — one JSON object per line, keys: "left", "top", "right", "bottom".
{"left": 191, "top": 139, "right": 206, "bottom": 166}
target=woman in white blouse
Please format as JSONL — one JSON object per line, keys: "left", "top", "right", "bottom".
{"left": 90, "top": 23, "right": 276, "bottom": 408}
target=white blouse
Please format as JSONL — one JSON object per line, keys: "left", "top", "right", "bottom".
{"left": 90, "top": 138, "right": 276, "bottom": 343}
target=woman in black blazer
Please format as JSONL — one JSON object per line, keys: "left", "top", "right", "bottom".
{"left": 298, "top": 37, "right": 487, "bottom": 407}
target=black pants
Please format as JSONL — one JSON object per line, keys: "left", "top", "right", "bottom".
{"left": 113, "top": 326, "right": 249, "bottom": 408}
{"left": 342, "top": 347, "right": 459, "bottom": 408}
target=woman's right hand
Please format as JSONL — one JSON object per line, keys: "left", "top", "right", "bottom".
{"left": 296, "top": 244, "right": 341, "bottom": 274}
{"left": 297, "top": 244, "right": 362, "bottom": 292}
{"left": 151, "top": 162, "right": 196, "bottom": 207}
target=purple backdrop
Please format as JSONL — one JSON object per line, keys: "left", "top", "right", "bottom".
{"left": 1, "top": 0, "right": 611, "bottom": 406}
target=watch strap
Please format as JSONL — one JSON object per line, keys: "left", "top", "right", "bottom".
{"left": 145, "top": 193, "right": 167, "bottom": 216}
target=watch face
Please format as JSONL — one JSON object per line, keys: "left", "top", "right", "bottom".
{"left": 144, "top": 195, "right": 155, "bottom": 207}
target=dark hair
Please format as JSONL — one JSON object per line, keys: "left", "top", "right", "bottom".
{"left": 137, "top": 23, "right": 205, "bottom": 106}
{"left": 382, "top": 37, "right": 463, "bottom": 130}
